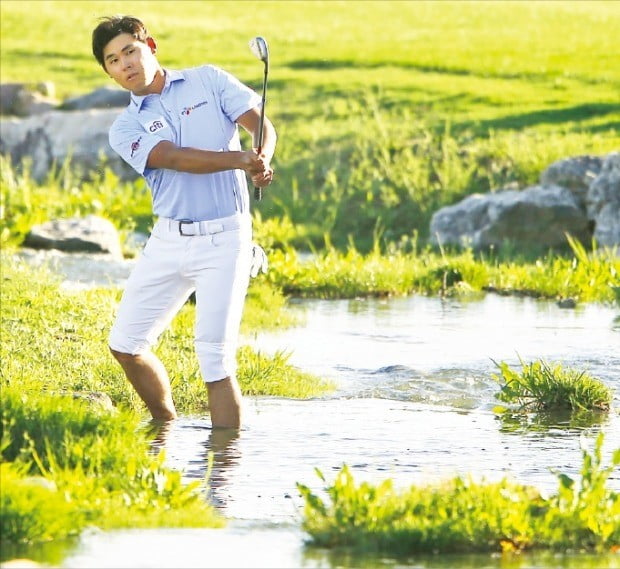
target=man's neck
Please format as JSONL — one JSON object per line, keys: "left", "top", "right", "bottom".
{"left": 134, "top": 68, "right": 166, "bottom": 97}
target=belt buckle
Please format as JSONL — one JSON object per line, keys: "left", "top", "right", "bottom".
{"left": 178, "top": 219, "right": 195, "bottom": 236}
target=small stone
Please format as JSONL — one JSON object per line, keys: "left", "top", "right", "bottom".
{"left": 557, "top": 298, "right": 577, "bottom": 309}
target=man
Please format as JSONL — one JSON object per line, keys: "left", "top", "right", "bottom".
{"left": 92, "top": 15, "right": 276, "bottom": 428}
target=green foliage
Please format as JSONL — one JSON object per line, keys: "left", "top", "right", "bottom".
{"left": 237, "top": 346, "right": 334, "bottom": 398}
{"left": 263, "top": 241, "right": 619, "bottom": 303}
{"left": 0, "top": 156, "right": 152, "bottom": 252}
{"left": 0, "top": 462, "right": 80, "bottom": 544}
{"left": 488, "top": 236, "right": 620, "bottom": 303}
{"left": 297, "top": 434, "right": 620, "bottom": 554}
{"left": 0, "top": 254, "right": 331, "bottom": 417}
{"left": 0, "top": 388, "right": 223, "bottom": 547}
{"left": 1, "top": 2, "right": 619, "bottom": 252}
{"left": 493, "top": 359, "right": 613, "bottom": 413}
{"left": 546, "top": 434, "right": 620, "bottom": 549}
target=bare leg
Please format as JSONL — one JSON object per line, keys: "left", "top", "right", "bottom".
{"left": 206, "top": 377, "right": 242, "bottom": 429}
{"left": 110, "top": 349, "right": 177, "bottom": 421}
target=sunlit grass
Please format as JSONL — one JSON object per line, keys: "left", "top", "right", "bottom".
{"left": 0, "top": 254, "right": 332, "bottom": 414}
{"left": 265, "top": 239, "right": 619, "bottom": 304}
{"left": 0, "top": 388, "right": 224, "bottom": 547}
{"left": 1, "top": 2, "right": 619, "bottom": 251}
{"left": 493, "top": 359, "right": 613, "bottom": 413}
{"left": 298, "top": 433, "right": 620, "bottom": 554}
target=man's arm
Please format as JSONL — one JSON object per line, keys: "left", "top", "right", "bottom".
{"left": 146, "top": 141, "right": 265, "bottom": 175}
{"left": 236, "top": 107, "right": 277, "bottom": 188}
{"left": 236, "top": 107, "right": 277, "bottom": 163}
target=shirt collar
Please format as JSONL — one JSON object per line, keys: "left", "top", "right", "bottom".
{"left": 130, "top": 69, "right": 185, "bottom": 111}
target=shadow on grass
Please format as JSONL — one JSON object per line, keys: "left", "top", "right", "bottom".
{"left": 460, "top": 103, "right": 620, "bottom": 134}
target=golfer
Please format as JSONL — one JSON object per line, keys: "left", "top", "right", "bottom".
{"left": 91, "top": 15, "right": 276, "bottom": 428}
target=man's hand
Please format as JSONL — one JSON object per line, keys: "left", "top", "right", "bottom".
{"left": 239, "top": 151, "right": 267, "bottom": 175}
{"left": 251, "top": 148, "right": 274, "bottom": 188}
{"left": 251, "top": 167, "right": 274, "bottom": 188}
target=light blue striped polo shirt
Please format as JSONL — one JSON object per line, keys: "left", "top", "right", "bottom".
{"left": 109, "top": 65, "right": 261, "bottom": 221}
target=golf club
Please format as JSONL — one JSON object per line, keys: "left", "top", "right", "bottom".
{"left": 249, "top": 36, "right": 269, "bottom": 201}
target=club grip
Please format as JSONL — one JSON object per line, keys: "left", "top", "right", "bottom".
{"left": 254, "top": 186, "right": 262, "bottom": 200}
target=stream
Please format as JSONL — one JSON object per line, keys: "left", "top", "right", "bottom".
{"left": 14, "top": 251, "right": 620, "bottom": 568}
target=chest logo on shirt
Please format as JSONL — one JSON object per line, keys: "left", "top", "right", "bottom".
{"left": 181, "top": 100, "right": 208, "bottom": 116}
{"left": 144, "top": 117, "right": 168, "bottom": 133}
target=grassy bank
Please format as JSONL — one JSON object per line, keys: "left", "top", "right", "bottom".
{"left": 1, "top": 389, "right": 224, "bottom": 552}
{"left": 0, "top": 255, "right": 333, "bottom": 414}
{"left": 0, "top": 254, "right": 333, "bottom": 549}
{"left": 1, "top": 1, "right": 618, "bottom": 250}
{"left": 265, "top": 238, "right": 620, "bottom": 304}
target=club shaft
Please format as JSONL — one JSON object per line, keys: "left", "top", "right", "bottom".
{"left": 254, "top": 65, "right": 268, "bottom": 201}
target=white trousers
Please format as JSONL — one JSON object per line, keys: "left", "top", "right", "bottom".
{"left": 108, "top": 214, "right": 252, "bottom": 382}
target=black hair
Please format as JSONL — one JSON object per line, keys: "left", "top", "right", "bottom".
{"left": 92, "top": 15, "right": 148, "bottom": 69}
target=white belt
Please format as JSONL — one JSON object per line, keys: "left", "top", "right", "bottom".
{"left": 159, "top": 215, "right": 247, "bottom": 237}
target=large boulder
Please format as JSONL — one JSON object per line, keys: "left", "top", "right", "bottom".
{"left": 23, "top": 215, "right": 123, "bottom": 259}
{"left": 61, "top": 87, "right": 130, "bottom": 110}
{"left": 586, "top": 152, "right": 620, "bottom": 247}
{"left": 0, "top": 82, "right": 58, "bottom": 116}
{"left": 0, "top": 109, "right": 136, "bottom": 181}
{"left": 429, "top": 184, "right": 590, "bottom": 251}
{"left": 540, "top": 155, "right": 603, "bottom": 208}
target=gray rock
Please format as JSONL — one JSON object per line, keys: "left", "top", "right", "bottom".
{"left": 70, "top": 391, "right": 115, "bottom": 412}
{"left": 62, "top": 87, "right": 130, "bottom": 110}
{"left": 430, "top": 184, "right": 590, "bottom": 250}
{"left": 0, "top": 82, "right": 58, "bottom": 116}
{"left": 586, "top": 153, "right": 620, "bottom": 249}
{"left": 0, "top": 83, "right": 25, "bottom": 114}
{"left": 540, "top": 155, "right": 603, "bottom": 208}
{"left": 0, "top": 109, "right": 136, "bottom": 181}
{"left": 13, "top": 89, "right": 58, "bottom": 116}
{"left": 23, "top": 215, "right": 123, "bottom": 259}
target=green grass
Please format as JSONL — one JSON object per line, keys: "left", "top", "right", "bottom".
{"left": 1, "top": 1, "right": 618, "bottom": 250}
{"left": 0, "top": 387, "right": 225, "bottom": 548}
{"left": 0, "top": 253, "right": 333, "bottom": 415}
{"left": 264, "top": 238, "right": 620, "bottom": 303}
{"left": 493, "top": 359, "right": 613, "bottom": 413}
{"left": 0, "top": 253, "right": 332, "bottom": 550}
{"left": 298, "top": 433, "right": 620, "bottom": 554}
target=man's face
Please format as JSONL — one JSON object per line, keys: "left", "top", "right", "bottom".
{"left": 103, "top": 33, "right": 159, "bottom": 95}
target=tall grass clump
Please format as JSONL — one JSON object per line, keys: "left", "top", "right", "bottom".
{"left": 297, "top": 434, "right": 619, "bottom": 554}
{"left": 493, "top": 359, "right": 613, "bottom": 413}
{"left": 488, "top": 236, "right": 620, "bottom": 303}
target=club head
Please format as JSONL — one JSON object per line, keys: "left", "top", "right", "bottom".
{"left": 249, "top": 36, "right": 269, "bottom": 64}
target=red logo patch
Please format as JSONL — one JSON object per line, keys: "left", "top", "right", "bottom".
{"left": 130, "top": 136, "right": 142, "bottom": 158}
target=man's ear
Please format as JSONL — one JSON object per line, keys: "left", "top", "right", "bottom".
{"left": 146, "top": 37, "right": 157, "bottom": 53}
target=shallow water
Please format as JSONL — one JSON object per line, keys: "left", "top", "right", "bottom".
{"left": 12, "top": 252, "right": 620, "bottom": 568}
{"left": 58, "top": 294, "right": 620, "bottom": 568}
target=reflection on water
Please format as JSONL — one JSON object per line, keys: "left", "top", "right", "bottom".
{"left": 61, "top": 525, "right": 620, "bottom": 569}
{"left": 58, "top": 295, "right": 620, "bottom": 568}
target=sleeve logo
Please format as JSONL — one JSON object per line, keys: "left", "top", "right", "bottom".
{"left": 144, "top": 117, "right": 168, "bottom": 133}
{"left": 130, "top": 136, "right": 142, "bottom": 158}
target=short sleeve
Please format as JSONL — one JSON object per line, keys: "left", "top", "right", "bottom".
{"left": 108, "top": 115, "right": 166, "bottom": 176}
{"left": 208, "top": 65, "right": 262, "bottom": 122}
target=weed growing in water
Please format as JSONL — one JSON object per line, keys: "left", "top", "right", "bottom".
{"left": 492, "top": 359, "right": 613, "bottom": 413}
{"left": 297, "top": 434, "right": 619, "bottom": 554}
